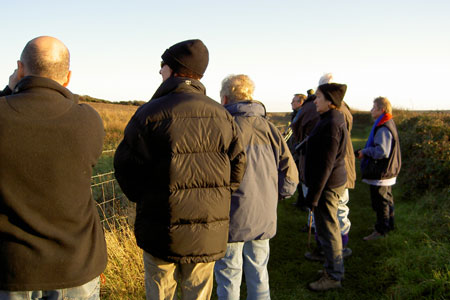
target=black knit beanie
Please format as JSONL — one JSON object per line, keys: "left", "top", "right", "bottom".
{"left": 317, "top": 83, "right": 347, "bottom": 108}
{"left": 161, "top": 39, "right": 209, "bottom": 77}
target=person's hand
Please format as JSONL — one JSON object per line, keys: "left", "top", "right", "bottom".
{"left": 357, "top": 150, "right": 364, "bottom": 159}
{"left": 8, "top": 69, "right": 19, "bottom": 90}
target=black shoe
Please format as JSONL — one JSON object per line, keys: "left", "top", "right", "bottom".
{"left": 305, "top": 248, "right": 325, "bottom": 262}
{"left": 342, "top": 247, "right": 352, "bottom": 258}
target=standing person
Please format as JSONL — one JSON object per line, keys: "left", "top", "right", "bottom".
{"left": 0, "top": 36, "right": 107, "bottom": 299}
{"left": 214, "top": 75, "right": 298, "bottom": 300}
{"left": 288, "top": 93, "right": 306, "bottom": 209}
{"left": 304, "top": 73, "right": 355, "bottom": 261}
{"left": 292, "top": 87, "right": 320, "bottom": 230}
{"left": 290, "top": 93, "right": 306, "bottom": 123}
{"left": 304, "top": 83, "right": 348, "bottom": 291}
{"left": 358, "top": 97, "right": 401, "bottom": 241}
{"left": 114, "top": 39, "right": 246, "bottom": 300}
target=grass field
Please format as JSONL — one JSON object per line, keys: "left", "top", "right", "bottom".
{"left": 87, "top": 103, "right": 449, "bottom": 299}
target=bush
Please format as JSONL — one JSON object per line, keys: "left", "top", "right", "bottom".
{"left": 397, "top": 113, "right": 450, "bottom": 196}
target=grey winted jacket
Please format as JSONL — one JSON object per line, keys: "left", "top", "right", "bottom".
{"left": 225, "top": 101, "right": 298, "bottom": 242}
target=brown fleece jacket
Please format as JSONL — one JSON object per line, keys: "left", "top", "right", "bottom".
{"left": 0, "top": 76, "right": 107, "bottom": 291}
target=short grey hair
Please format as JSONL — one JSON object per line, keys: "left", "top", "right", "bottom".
{"left": 318, "top": 73, "right": 333, "bottom": 85}
{"left": 374, "top": 96, "right": 392, "bottom": 115}
{"left": 220, "top": 74, "right": 255, "bottom": 103}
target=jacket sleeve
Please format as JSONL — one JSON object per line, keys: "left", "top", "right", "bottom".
{"left": 362, "top": 127, "right": 392, "bottom": 159}
{"left": 0, "top": 86, "right": 12, "bottom": 97}
{"left": 227, "top": 120, "right": 246, "bottom": 193}
{"left": 274, "top": 126, "right": 299, "bottom": 199}
{"left": 114, "top": 114, "right": 152, "bottom": 202}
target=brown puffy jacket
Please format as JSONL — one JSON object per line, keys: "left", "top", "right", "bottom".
{"left": 114, "top": 77, "right": 246, "bottom": 263}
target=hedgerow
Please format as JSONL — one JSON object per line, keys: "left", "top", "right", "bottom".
{"left": 397, "top": 112, "right": 450, "bottom": 196}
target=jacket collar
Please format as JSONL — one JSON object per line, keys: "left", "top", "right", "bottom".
{"left": 319, "top": 108, "right": 341, "bottom": 120}
{"left": 150, "top": 76, "right": 206, "bottom": 101}
{"left": 224, "top": 100, "right": 266, "bottom": 117}
{"left": 13, "top": 76, "right": 75, "bottom": 102}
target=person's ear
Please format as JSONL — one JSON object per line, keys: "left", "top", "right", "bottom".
{"left": 17, "top": 60, "right": 26, "bottom": 80}
{"left": 221, "top": 95, "right": 229, "bottom": 105}
{"left": 62, "top": 70, "right": 71, "bottom": 87}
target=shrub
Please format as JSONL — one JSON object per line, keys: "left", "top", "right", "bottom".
{"left": 397, "top": 113, "right": 450, "bottom": 196}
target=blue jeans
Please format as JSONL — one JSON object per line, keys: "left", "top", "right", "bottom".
{"left": 214, "top": 239, "right": 270, "bottom": 300}
{"left": 0, "top": 277, "right": 100, "bottom": 300}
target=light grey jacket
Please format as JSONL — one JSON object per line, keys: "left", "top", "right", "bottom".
{"left": 225, "top": 100, "right": 298, "bottom": 242}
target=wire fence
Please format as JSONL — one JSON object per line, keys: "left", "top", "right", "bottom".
{"left": 91, "top": 124, "right": 292, "bottom": 228}
{"left": 91, "top": 150, "right": 135, "bottom": 228}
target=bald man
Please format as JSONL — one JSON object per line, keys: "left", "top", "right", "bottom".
{"left": 0, "top": 36, "right": 107, "bottom": 300}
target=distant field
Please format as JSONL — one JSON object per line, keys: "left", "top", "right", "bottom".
{"left": 83, "top": 102, "right": 138, "bottom": 149}
{"left": 84, "top": 101, "right": 294, "bottom": 149}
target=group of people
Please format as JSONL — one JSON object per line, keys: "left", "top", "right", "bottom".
{"left": 0, "top": 36, "right": 401, "bottom": 300}
{"left": 287, "top": 75, "right": 401, "bottom": 290}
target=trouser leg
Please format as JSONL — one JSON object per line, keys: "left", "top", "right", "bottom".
{"left": 143, "top": 251, "right": 177, "bottom": 300}
{"left": 302, "top": 184, "right": 316, "bottom": 229}
{"left": 370, "top": 185, "right": 394, "bottom": 234}
{"left": 0, "top": 277, "right": 100, "bottom": 300}
{"left": 315, "top": 185, "right": 345, "bottom": 281}
{"left": 243, "top": 240, "right": 271, "bottom": 300}
{"left": 337, "top": 189, "right": 351, "bottom": 246}
{"left": 214, "top": 242, "right": 244, "bottom": 300}
{"left": 179, "top": 261, "right": 214, "bottom": 300}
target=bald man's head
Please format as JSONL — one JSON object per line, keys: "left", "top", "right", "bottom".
{"left": 20, "top": 36, "right": 70, "bottom": 84}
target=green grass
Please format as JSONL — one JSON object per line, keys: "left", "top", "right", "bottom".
{"left": 255, "top": 112, "right": 450, "bottom": 299}
{"left": 99, "top": 111, "right": 450, "bottom": 299}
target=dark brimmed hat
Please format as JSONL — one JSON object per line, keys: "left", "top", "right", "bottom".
{"left": 317, "top": 83, "right": 347, "bottom": 108}
{"left": 161, "top": 39, "right": 209, "bottom": 77}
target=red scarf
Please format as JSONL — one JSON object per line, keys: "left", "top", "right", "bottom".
{"left": 376, "top": 113, "right": 392, "bottom": 127}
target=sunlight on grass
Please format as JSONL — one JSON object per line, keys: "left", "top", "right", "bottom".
{"left": 90, "top": 109, "right": 450, "bottom": 299}
{"left": 101, "top": 222, "right": 146, "bottom": 300}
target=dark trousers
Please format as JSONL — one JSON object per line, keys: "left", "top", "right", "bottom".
{"left": 315, "top": 185, "right": 346, "bottom": 281}
{"left": 369, "top": 185, "right": 395, "bottom": 234}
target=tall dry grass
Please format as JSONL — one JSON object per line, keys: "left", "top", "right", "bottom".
{"left": 84, "top": 102, "right": 144, "bottom": 298}
{"left": 101, "top": 222, "right": 146, "bottom": 300}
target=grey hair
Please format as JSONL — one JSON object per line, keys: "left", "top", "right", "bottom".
{"left": 318, "top": 73, "right": 333, "bottom": 85}
{"left": 220, "top": 74, "right": 255, "bottom": 103}
{"left": 374, "top": 96, "right": 393, "bottom": 115}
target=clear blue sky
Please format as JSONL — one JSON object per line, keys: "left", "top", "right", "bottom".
{"left": 1, "top": 0, "right": 449, "bottom": 111}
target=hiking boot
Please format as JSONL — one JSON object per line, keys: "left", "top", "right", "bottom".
{"left": 304, "top": 248, "right": 325, "bottom": 262}
{"left": 342, "top": 247, "right": 352, "bottom": 258}
{"left": 363, "top": 231, "right": 384, "bottom": 241}
{"left": 308, "top": 271, "right": 342, "bottom": 291}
